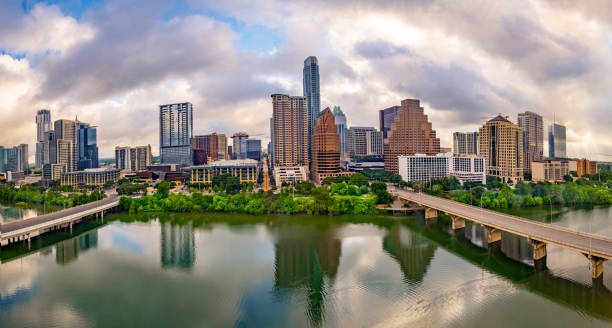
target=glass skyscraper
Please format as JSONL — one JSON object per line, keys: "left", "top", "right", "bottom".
{"left": 77, "top": 125, "right": 99, "bottom": 170}
{"left": 548, "top": 123, "right": 567, "bottom": 158}
{"left": 303, "top": 56, "right": 320, "bottom": 166}
{"left": 332, "top": 106, "right": 348, "bottom": 158}
{"left": 160, "top": 102, "right": 193, "bottom": 165}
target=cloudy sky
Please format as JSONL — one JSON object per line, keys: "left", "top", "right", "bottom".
{"left": 1, "top": 0, "right": 612, "bottom": 160}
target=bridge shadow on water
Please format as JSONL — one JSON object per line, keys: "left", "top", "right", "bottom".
{"left": 400, "top": 212, "right": 612, "bottom": 323}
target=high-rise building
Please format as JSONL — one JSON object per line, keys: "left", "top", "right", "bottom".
{"left": 232, "top": 132, "right": 249, "bottom": 159}
{"left": 479, "top": 115, "right": 524, "bottom": 183}
{"left": 366, "top": 130, "right": 384, "bottom": 156}
{"left": 303, "top": 56, "right": 320, "bottom": 167}
{"left": 240, "top": 139, "right": 262, "bottom": 161}
{"left": 3, "top": 144, "right": 28, "bottom": 173}
{"left": 18, "top": 144, "right": 28, "bottom": 173}
{"left": 348, "top": 127, "right": 377, "bottom": 157}
{"left": 384, "top": 99, "right": 441, "bottom": 173}
{"left": 548, "top": 123, "right": 567, "bottom": 159}
{"left": 311, "top": 108, "right": 344, "bottom": 184}
{"left": 0, "top": 146, "right": 5, "bottom": 172}
{"left": 269, "top": 117, "right": 274, "bottom": 162}
{"left": 160, "top": 102, "right": 193, "bottom": 165}
{"left": 77, "top": 125, "right": 99, "bottom": 170}
{"left": 54, "top": 119, "right": 80, "bottom": 173}
{"left": 35, "top": 109, "right": 51, "bottom": 169}
{"left": 332, "top": 106, "right": 348, "bottom": 158}
{"left": 518, "top": 111, "right": 543, "bottom": 172}
{"left": 193, "top": 133, "right": 228, "bottom": 163}
{"left": 452, "top": 132, "right": 478, "bottom": 155}
{"left": 115, "top": 145, "right": 152, "bottom": 172}
{"left": 379, "top": 105, "right": 400, "bottom": 139}
{"left": 271, "top": 94, "right": 308, "bottom": 167}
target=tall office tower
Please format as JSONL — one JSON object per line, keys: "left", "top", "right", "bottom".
{"left": 218, "top": 134, "right": 228, "bottom": 160}
{"left": 479, "top": 115, "right": 524, "bottom": 183}
{"left": 160, "top": 102, "right": 193, "bottom": 165}
{"left": 4, "top": 145, "right": 28, "bottom": 173}
{"left": 384, "top": 99, "right": 440, "bottom": 173}
{"left": 271, "top": 94, "right": 308, "bottom": 166}
{"left": 232, "top": 132, "right": 249, "bottom": 159}
{"left": 332, "top": 106, "right": 348, "bottom": 158}
{"left": 303, "top": 56, "right": 320, "bottom": 166}
{"left": 366, "top": 130, "right": 384, "bottom": 156}
{"left": 115, "top": 145, "right": 152, "bottom": 171}
{"left": 77, "top": 125, "right": 99, "bottom": 170}
{"left": 0, "top": 146, "right": 5, "bottom": 172}
{"left": 548, "top": 123, "right": 567, "bottom": 158}
{"left": 269, "top": 117, "right": 274, "bottom": 163}
{"left": 240, "top": 139, "right": 262, "bottom": 161}
{"left": 379, "top": 105, "right": 400, "bottom": 139}
{"left": 452, "top": 132, "right": 479, "bottom": 155}
{"left": 17, "top": 144, "right": 28, "bottom": 173}
{"left": 348, "top": 127, "right": 377, "bottom": 157}
{"left": 54, "top": 119, "right": 80, "bottom": 172}
{"left": 517, "top": 111, "right": 543, "bottom": 172}
{"left": 35, "top": 109, "right": 51, "bottom": 169}
{"left": 311, "top": 108, "right": 341, "bottom": 184}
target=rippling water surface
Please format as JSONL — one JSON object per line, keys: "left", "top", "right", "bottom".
{"left": 0, "top": 206, "right": 612, "bottom": 327}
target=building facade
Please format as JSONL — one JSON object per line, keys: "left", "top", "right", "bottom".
{"left": 190, "top": 159, "right": 258, "bottom": 184}
{"left": 384, "top": 99, "right": 441, "bottom": 173}
{"left": 115, "top": 145, "right": 152, "bottom": 172}
{"left": 240, "top": 139, "right": 262, "bottom": 161}
{"left": 517, "top": 111, "right": 543, "bottom": 172}
{"left": 77, "top": 125, "right": 99, "bottom": 170}
{"left": 2, "top": 144, "right": 29, "bottom": 174}
{"left": 548, "top": 123, "right": 567, "bottom": 159}
{"left": 478, "top": 115, "right": 524, "bottom": 183}
{"left": 576, "top": 159, "right": 598, "bottom": 177}
{"left": 303, "top": 56, "right": 320, "bottom": 167}
{"left": 311, "top": 108, "right": 345, "bottom": 184}
{"left": 452, "top": 132, "right": 478, "bottom": 156}
{"left": 273, "top": 166, "right": 309, "bottom": 187}
{"left": 348, "top": 127, "right": 376, "bottom": 157}
{"left": 366, "top": 130, "right": 383, "bottom": 156}
{"left": 232, "top": 132, "right": 249, "bottom": 159}
{"left": 532, "top": 160, "right": 569, "bottom": 182}
{"left": 193, "top": 133, "right": 228, "bottom": 163}
{"left": 398, "top": 153, "right": 486, "bottom": 184}
{"left": 35, "top": 109, "right": 51, "bottom": 169}
{"left": 332, "top": 106, "right": 348, "bottom": 158}
{"left": 54, "top": 119, "right": 80, "bottom": 173}
{"left": 271, "top": 94, "right": 308, "bottom": 167}
{"left": 160, "top": 102, "right": 193, "bottom": 165}
{"left": 60, "top": 168, "right": 121, "bottom": 188}
{"left": 379, "top": 105, "right": 400, "bottom": 139}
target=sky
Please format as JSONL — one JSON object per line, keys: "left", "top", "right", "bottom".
{"left": 1, "top": 0, "right": 612, "bottom": 161}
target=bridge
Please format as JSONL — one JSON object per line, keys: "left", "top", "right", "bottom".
{"left": 0, "top": 194, "right": 120, "bottom": 248}
{"left": 395, "top": 189, "right": 612, "bottom": 280}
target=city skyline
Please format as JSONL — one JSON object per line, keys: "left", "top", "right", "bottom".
{"left": 1, "top": 1, "right": 612, "bottom": 161}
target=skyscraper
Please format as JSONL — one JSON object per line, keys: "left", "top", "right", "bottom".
{"left": 54, "top": 119, "right": 80, "bottom": 172}
{"left": 311, "top": 108, "right": 342, "bottom": 184}
{"left": 332, "top": 106, "right": 348, "bottom": 158}
{"left": 452, "top": 132, "right": 478, "bottom": 155}
{"left": 384, "top": 99, "right": 441, "bottom": 173}
{"left": 240, "top": 139, "right": 262, "bottom": 161}
{"left": 3, "top": 144, "right": 28, "bottom": 173}
{"left": 479, "top": 115, "right": 524, "bottom": 183}
{"left": 77, "top": 125, "right": 99, "bottom": 170}
{"left": 548, "top": 123, "right": 567, "bottom": 158}
{"left": 271, "top": 94, "right": 308, "bottom": 167}
{"left": 303, "top": 56, "right": 320, "bottom": 166}
{"left": 366, "top": 130, "right": 384, "bottom": 156}
{"left": 35, "top": 109, "right": 51, "bottom": 169}
{"left": 232, "top": 132, "right": 249, "bottom": 159}
{"left": 518, "top": 111, "right": 543, "bottom": 172}
{"left": 160, "top": 102, "right": 193, "bottom": 165}
{"left": 379, "top": 105, "right": 400, "bottom": 139}
{"left": 348, "top": 127, "right": 377, "bottom": 157}
{"left": 115, "top": 145, "right": 152, "bottom": 172}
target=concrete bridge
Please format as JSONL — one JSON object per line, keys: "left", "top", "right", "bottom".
{"left": 0, "top": 195, "right": 120, "bottom": 248}
{"left": 395, "top": 189, "right": 612, "bottom": 280}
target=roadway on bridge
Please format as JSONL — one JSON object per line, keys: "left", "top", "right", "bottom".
{"left": 0, "top": 194, "right": 119, "bottom": 234}
{"left": 397, "top": 189, "right": 612, "bottom": 260}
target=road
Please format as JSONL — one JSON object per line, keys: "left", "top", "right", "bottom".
{"left": 397, "top": 189, "right": 612, "bottom": 260}
{"left": 0, "top": 194, "right": 119, "bottom": 234}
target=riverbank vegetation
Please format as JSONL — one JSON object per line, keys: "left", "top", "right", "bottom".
{"left": 0, "top": 185, "right": 106, "bottom": 208}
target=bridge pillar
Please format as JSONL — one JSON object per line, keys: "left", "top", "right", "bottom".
{"left": 450, "top": 215, "right": 465, "bottom": 230}
{"left": 484, "top": 225, "right": 501, "bottom": 245}
{"left": 530, "top": 239, "right": 547, "bottom": 271}
{"left": 101, "top": 210, "right": 104, "bottom": 223}
{"left": 70, "top": 222, "right": 73, "bottom": 234}
{"left": 425, "top": 207, "right": 438, "bottom": 220}
{"left": 586, "top": 255, "right": 606, "bottom": 280}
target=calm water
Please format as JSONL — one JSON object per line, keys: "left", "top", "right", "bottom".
{"left": 0, "top": 202, "right": 53, "bottom": 224}
{"left": 1, "top": 206, "right": 612, "bottom": 327}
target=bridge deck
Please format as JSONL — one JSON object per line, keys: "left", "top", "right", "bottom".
{"left": 0, "top": 195, "right": 119, "bottom": 237}
{"left": 397, "top": 190, "right": 612, "bottom": 260}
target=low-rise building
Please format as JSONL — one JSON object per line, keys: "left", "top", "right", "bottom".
{"left": 576, "top": 159, "right": 598, "bottom": 177}
{"left": 398, "top": 153, "right": 486, "bottom": 185}
{"left": 60, "top": 168, "right": 122, "bottom": 188}
{"left": 273, "top": 166, "right": 309, "bottom": 187}
{"left": 532, "top": 160, "right": 569, "bottom": 182}
{"left": 191, "top": 159, "right": 259, "bottom": 184}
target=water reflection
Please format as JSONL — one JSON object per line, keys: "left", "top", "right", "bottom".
{"left": 56, "top": 231, "right": 99, "bottom": 265}
{"left": 382, "top": 225, "right": 436, "bottom": 283}
{"left": 160, "top": 222, "right": 195, "bottom": 270}
{"left": 0, "top": 202, "right": 47, "bottom": 224}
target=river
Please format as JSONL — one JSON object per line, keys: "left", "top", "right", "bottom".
{"left": 0, "top": 205, "right": 611, "bottom": 327}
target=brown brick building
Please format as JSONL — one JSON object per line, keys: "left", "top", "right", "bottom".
{"left": 384, "top": 99, "right": 440, "bottom": 173}
{"left": 311, "top": 108, "right": 346, "bottom": 184}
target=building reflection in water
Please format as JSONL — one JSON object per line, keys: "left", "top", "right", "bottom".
{"left": 382, "top": 225, "right": 436, "bottom": 283}
{"left": 55, "top": 230, "right": 98, "bottom": 265}
{"left": 160, "top": 222, "right": 195, "bottom": 270}
{"left": 273, "top": 226, "right": 342, "bottom": 327}
{"left": 463, "top": 222, "right": 534, "bottom": 265}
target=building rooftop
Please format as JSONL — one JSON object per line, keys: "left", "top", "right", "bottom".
{"left": 195, "top": 159, "right": 258, "bottom": 168}
{"left": 489, "top": 115, "right": 511, "bottom": 123}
